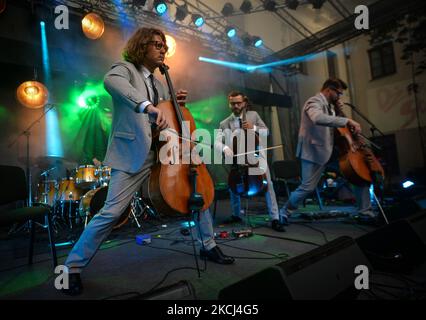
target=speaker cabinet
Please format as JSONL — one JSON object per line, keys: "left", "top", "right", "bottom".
{"left": 356, "top": 211, "right": 426, "bottom": 274}
{"left": 219, "top": 236, "right": 371, "bottom": 300}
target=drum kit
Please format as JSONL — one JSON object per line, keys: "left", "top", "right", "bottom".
{"left": 33, "top": 163, "right": 155, "bottom": 234}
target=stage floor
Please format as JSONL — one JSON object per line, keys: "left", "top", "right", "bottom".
{"left": 0, "top": 197, "right": 424, "bottom": 300}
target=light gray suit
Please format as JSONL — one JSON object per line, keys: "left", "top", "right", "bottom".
{"left": 215, "top": 111, "right": 280, "bottom": 221}
{"left": 296, "top": 93, "right": 348, "bottom": 165}
{"left": 65, "top": 61, "right": 217, "bottom": 274}
{"left": 103, "top": 61, "right": 169, "bottom": 173}
{"left": 285, "top": 93, "right": 372, "bottom": 215}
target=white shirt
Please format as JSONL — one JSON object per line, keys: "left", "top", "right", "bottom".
{"left": 222, "top": 113, "right": 257, "bottom": 153}
{"left": 138, "top": 66, "right": 157, "bottom": 113}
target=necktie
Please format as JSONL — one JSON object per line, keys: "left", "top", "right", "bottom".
{"left": 238, "top": 118, "right": 242, "bottom": 129}
{"left": 149, "top": 74, "right": 159, "bottom": 106}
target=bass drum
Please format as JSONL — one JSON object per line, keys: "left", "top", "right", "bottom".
{"left": 79, "top": 186, "right": 130, "bottom": 229}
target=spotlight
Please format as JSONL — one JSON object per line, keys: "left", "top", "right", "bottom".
{"left": 192, "top": 14, "right": 204, "bottom": 27}
{"left": 77, "top": 88, "right": 100, "bottom": 109}
{"left": 225, "top": 26, "right": 236, "bottom": 38}
{"left": 253, "top": 36, "right": 263, "bottom": 47}
{"left": 153, "top": 0, "right": 167, "bottom": 15}
{"left": 309, "top": 0, "right": 326, "bottom": 9}
{"left": 221, "top": 3, "right": 234, "bottom": 17}
{"left": 165, "top": 34, "right": 176, "bottom": 58}
{"left": 175, "top": 3, "right": 188, "bottom": 21}
{"left": 263, "top": 0, "right": 277, "bottom": 11}
{"left": 17, "top": 81, "right": 49, "bottom": 109}
{"left": 240, "top": 0, "right": 252, "bottom": 13}
{"left": 81, "top": 13, "right": 105, "bottom": 40}
{"left": 402, "top": 180, "right": 415, "bottom": 189}
{"left": 286, "top": 0, "right": 299, "bottom": 10}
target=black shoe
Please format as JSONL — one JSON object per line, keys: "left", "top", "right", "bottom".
{"left": 271, "top": 219, "right": 286, "bottom": 232}
{"left": 61, "top": 273, "right": 83, "bottom": 296}
{"left": 200, "top": 246, "right": 235, "bottom": 265}
{"left": 280, "top": 214, "right": 290, "bottom": 226}
{"left": 223, "top": 215, "right": 243, "bottom": 224}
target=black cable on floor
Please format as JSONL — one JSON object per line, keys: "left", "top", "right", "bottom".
{"left": 101, "top": 266, "right": 202, "bottom": 300}
{"left": 292, "top": 221, "right": 330, "bottom": 243}
{"left": 219, "top": 242, "right": 289, "bottom": 260}
{"left": 254, "top": 232, "right": 322, "bottom": 247}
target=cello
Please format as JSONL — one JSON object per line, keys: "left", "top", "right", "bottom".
{"left": 333, "top": 102, "right": 385, "bottom": 188}
{"left": 147, "top": 64, "right": 214, "bottom": 216}
{"left": 227, "top": 107, "right": 268, "bottom": 197}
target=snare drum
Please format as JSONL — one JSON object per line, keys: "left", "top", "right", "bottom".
{"left": 35, "top": 180, "right": 57, "bottom": 206}
{"left": 79, "top": 186, "right": 130, "bottom": 229}
{"left": 57, "top": 177, "right": 84, "bottom": 202}
{"left": 75, "top": 165, "right": 98, "bottom": 188}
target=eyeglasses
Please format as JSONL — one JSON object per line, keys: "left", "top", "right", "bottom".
{"left": 329, "top": 86, "right": 344, "bottom": 97}
{"left": 148, "top": 41, "right": 168, "bottom": 52}
{"left": 229, "top": 101, "right": 245, "bottom": 106}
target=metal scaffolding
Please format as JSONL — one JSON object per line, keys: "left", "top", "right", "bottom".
{"left": 268, "top": 0, "right": 426, "bottom": 61}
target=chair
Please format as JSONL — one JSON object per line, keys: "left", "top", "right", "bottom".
{"left": 0, "top": 165, "right": 57, "bottom": 267}
{"left": 272, "top": 160, "right": 323, "bottom": 210}
{"left": 212, "top": 182, "right": 229, "bottom": 220}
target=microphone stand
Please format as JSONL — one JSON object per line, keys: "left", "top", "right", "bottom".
{"left": 8, "top": 104, "right": 57, "bottom": 207}
{"left": 344, "top": 102, "right": 385, "bottom": 139}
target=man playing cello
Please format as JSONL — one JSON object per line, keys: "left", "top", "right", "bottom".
{"left": 280, "top": 78, "right": 379, "bottom": 224}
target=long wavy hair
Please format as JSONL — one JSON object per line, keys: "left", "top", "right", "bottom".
{"left": 122, "top": 27, "right": 166, "bottom": 68}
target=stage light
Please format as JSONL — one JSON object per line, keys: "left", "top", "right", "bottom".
{"left": 81, "top": 13, "right": 105, "bottom": 40}
{"left": 253, "top": 36, "right": 263, "bottom": 47}
{"left": 221, "top": 3, "right": 234, "bottom": 17}
{"left": 77, "top": 89, "right": 101, "bottom": 109}
{"left": 154, "top": 0, "right": 167, "bottom": 15}
{"left": 263, "top": 0, "right": 277, "bottom": 11}
{"left": 309, "top": 0, "right": 326, "bottom": 9}
{"left": 175, "top": 3, "right": 188, "bottom": 21}
{"left": 286, "top": 0, "right": 299, "bottom": 10}
{"left": 17, "top": 81, "right": 49, "bottom": 109}
{"left": 402, "top": 180, "right": 415, "bottom": 189}
{"left": 40, "top": 21, "right": 45, "bottom": 27}
{"left": 225, "top": 26, "right": 236, "bottom": 38}
{"left": 165, "top": 34, "right": 176, "bottom": 58}
{"left": 240, "top": 0, "right": 252, "bottom": 13}
{"left": 192, "top": 14, "right": 204, "bottom": 27}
